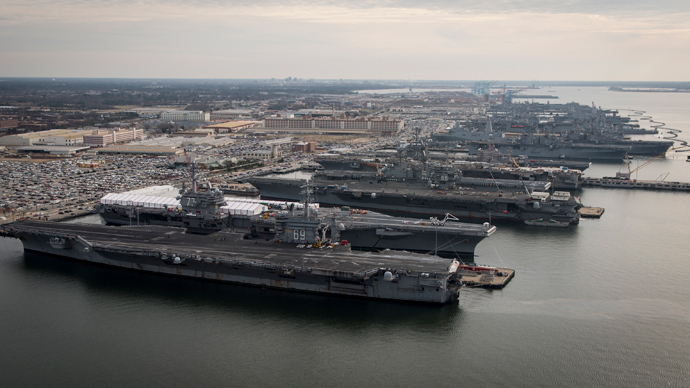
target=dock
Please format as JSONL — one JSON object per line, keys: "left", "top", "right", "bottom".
{"left": 579, "top": 206, "right": 605, "bottom": 218}
{"left": 582, "top": 177, "right": 690, "bottom": 192}
{"left": 458, "top": 265, "right": 515, "bottom": 289}
{"left": 512, "top": 95, "right": 558, "bottom": 99}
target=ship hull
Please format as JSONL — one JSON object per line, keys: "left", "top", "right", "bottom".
{"left": 464, "top": 142, "right": 629, "bottom": 161}
{"left": 340, "top": 228, "right": 484, "bottom": 259}
{"left": 625, "top": 140, "right": 674, "bottom": 155}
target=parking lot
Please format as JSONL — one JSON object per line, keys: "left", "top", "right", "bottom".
{"left": 0, "top": 156, "right": 183, "bottom": 222}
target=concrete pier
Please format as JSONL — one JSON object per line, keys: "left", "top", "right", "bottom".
{"left": 583, "top": 177, "right": 690, "bottom": 192}
{"left": 579, "top": 207, "right": 605, "bottom": 218}
{"left": 458, "top": 265, "right": 515, "bottom": 289}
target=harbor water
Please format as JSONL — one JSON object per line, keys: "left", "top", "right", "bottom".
{"left": 2, "top": 87, "right": 690, "bottom": 387}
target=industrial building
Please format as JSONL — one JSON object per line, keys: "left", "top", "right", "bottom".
{"left": 263, "top": 115, "right": 403, "bottom": 135}
{"left": 131, "top": 136, "right": 235, "bottom": 149}
{"left": 170, "top": 130, "right": 214, "bottom": 138}
{"left": 0, "top": 129, "right": 94, "bottom": 147}
{"left": 0, "top": 119, "right": 19, "bottom": 130}
{"left": 210, "top": 110, "right": 251, "bottom": 120}
{"left": 83, "top": 128, "right": 144, "bottom": 147}
{"left": 243, "top": 144, "right": 282, "bottom": 161}
{"left": 16, "top": 145, "right": 91, "bottom": 156}
{"left": 202, "top": 121, "right": 258, "bottom": 133}
{"left": 96, "top": 146, "right": 182, "bottom": 156}
{"left": 160, "top": 110, "right": 210, "bottom": 122}
{"left": 292, "top": 142, "right": 316, "bottom": 153}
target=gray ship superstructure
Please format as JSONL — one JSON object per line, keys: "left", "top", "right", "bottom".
{"left": 100, "top": 181, "right": 231, "bottom": 235}
{"left": 99, "top": 191, "right": 260, "bottom": 231}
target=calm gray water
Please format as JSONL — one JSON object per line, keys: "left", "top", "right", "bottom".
{"left": 2, "top": 87, "right": 690, "bottom": 387}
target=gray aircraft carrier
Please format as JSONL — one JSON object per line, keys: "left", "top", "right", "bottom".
{"left": 325, "top": 209, "right": 495, "bottom": 259}
{"left": 1, "top": 220, "right": 465, "bottom": 304}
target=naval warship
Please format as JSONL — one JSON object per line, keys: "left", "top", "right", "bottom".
{"left": 99, "top": 184, "right": 496, "bottom": 259}
{"left": 0, "top": 205, "right": 466, "bottom": 304}
{"left": 247, "top": 176, "right": 580, "bottom": 225}
{"left": 433, "top": 102, "right": 674, "bottom": 158}
{"left": 315, "top": 163, "right": 583, "bottom": 190}
{"left": 434, "top": 121, "right": 633, "bottom": 161}
{"left": 248, "top": 142, "right": 582, "bottom": 225}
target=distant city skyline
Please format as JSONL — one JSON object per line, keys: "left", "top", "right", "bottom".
{"left": 1, "top": 0, "right": 689, "bottom": 81}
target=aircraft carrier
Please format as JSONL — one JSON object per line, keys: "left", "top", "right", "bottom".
{"left": 247, "top": 176, "right": 581, "bottom": 225}
{"left": 248, "top": 144, "right": 582, "bottom": 226}
{"left": 99, "top": 192, "right": 496, "bottom": 260}
{"left": 0, "top": 219, "right": 464, "bottom": 304}
{"left": 432, "top": 102, "right": 674, "bottom": 159}
{"left": 97, "top": 155, "right": 498, "bottom": 261}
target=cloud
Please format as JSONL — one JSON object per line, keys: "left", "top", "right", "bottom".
{"left": 1, "top": 0, "right": 689, "bottom": 79}
{"left": 4, "top": 0, "right": 690, "bottom": 24}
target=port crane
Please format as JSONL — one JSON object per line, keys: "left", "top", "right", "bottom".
{"left": 617, "top": 145, "right": 685, "bottom": 179}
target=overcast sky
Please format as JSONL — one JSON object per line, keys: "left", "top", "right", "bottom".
{"left": 1, "top": 0, "right": 689, "bottom": 80}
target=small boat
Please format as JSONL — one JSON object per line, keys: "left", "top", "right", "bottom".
{"left": 524, "top": 218, "right": 570, "bottom": 227}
